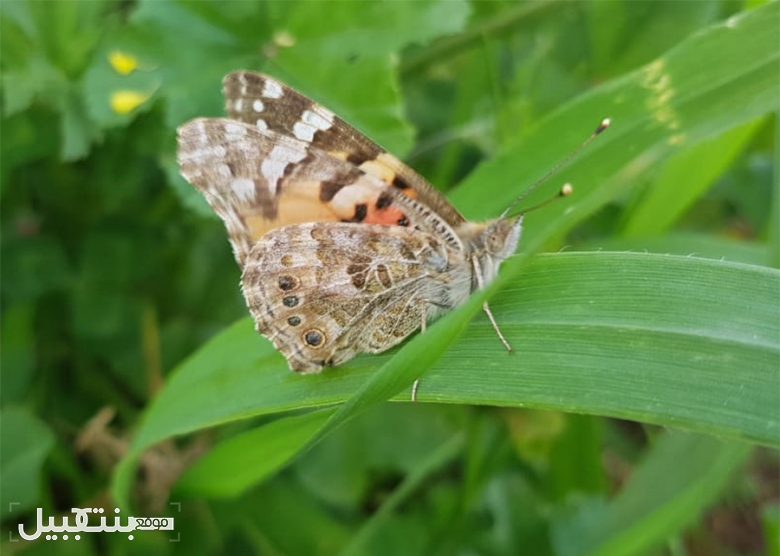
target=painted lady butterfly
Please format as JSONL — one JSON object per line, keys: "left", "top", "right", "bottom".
{"left": 177, "top": 71, "right": 596, "bottom": 394}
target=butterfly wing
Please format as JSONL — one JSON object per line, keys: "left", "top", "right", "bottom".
{"left": 222, "top": 71, "right": 466, "bottom": 228}
{"left": 177, "top": 118, "right": 464, "bottom": 266}
{"left": 241, "top": 222, "right": 470, "bottom": 372}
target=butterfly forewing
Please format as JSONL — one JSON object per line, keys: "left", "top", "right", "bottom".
{"left": 222, "top": 71, "right": 465, "bottom": 227}
{"left": 177, "top": 118, "right": 445, "bottom": 266}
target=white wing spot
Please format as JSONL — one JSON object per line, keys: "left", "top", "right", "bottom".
{"left": 217, "top": 164, "right": 232, "bottom": 178}
{"left": 231, "top": 178, "right": 257, "bottom": 203}
{"left": 293, "top": 121, "right": 315, "bottom": 142}
{"left": 303, "top": 107, "right": 334, "bottom": 129}
{"left": 262, "top": 79, "right": 284, "bottom": 99}
{"left": 261, "top": 144, "right": 307, "bottom": 195}
{"left": 253, "top": 99, "right": 264, "bottom": 112}
{"left": 293, "top": 108, "right": 334, "bottom": 142}
{"left": 224, "top": 123, "right": 247, "bottom": 138}
{"left": 255, "top": 119, "right": 269, "bottom": 131}
{"left": 233, "top": 99, "right": 243, "bottom": 112}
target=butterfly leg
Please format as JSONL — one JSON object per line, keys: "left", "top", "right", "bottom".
{"left": 472, "top": 255, "right": 513, "bottom": 352}
{"left": 483, "top": 302, "right": 513, "bottom": 352}
{"left": 410, "top": 309, "right": 428, "bottom": 402}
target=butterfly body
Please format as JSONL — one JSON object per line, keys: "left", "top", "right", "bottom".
{"left": 177, "top": 71, "right": 522, "bottom": 372}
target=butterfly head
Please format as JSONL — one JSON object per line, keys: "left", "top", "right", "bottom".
{"left": 478, "top": 216, "right": 523, "bottom": 261}
{"left": 458, "top": 216, "right": 523, "bottom": 288}
{"left": 459, "top": 216, "right": 523, "bottom": 259}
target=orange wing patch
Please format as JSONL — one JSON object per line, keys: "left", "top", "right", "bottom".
{"left": 177, "top": 119, "right": 417, "bottom": 265}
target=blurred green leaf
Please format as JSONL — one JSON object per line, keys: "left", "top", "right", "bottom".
{"left": 338, "top": 432, "right": 465, "bottom": 556}
{"left": 589, "top": 0, "right": 722, "bottom": 75}
{"left": 1, "top": 235, "right": 72, "bottom": 301}
{"left": 763, "top": 503, "right": 780, "bottom": 556}
{"left": 82, "top": 0, "right": 256, "bottom": 131}
{"left": 548, "top": 415, "right": 606, "bottom": 500}
{"left": 0, "top": 407, "right": 55, "bottom": 519}
{"left": 0, "top": 1, "right": 106, "bottom": 158}
{"left": 450, "top": 0, "right": 779, "bottom": 226}
{"left": 620, "top": 117, "right": 766, "bottom": 236}
{"left": 72, "top": 232, "right": 146, "bottom": 340}
{"left": 551, "top": 432, "right": 751, "bottom": 556}
{"left": 0, "top": 304, "right": 35, "bottom": 404}
{"left": 23, "top": 0, "right": 107, "bottom": 78}
{"left": 222, "top": 477, "right": 353, "bottom": 555}
{"left": 295, "top": 404, "right": 462, "bottom": 508}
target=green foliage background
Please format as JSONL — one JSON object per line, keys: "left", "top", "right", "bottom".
{"left": 1, "top": 1, "right": 778, "bottom": 555}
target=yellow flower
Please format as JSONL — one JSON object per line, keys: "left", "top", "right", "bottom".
{"left": 108, "top": 51, "right": 138, "bottom": 75}
{"left": 110, "top": 90, "right": 150, "bottom": 114}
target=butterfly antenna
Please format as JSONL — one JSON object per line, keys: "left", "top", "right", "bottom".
{"left": 519, "top": 182, "right": 574, "bottom": 213}
{"left": 501, "top": 118, "right": 610, "bottom": 218}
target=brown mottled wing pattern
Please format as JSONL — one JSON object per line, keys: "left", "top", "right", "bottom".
{"left": 242, "top": 223, "right": 471, "bottom": 373}
{"left": 177, "top": 118, "right": 455, "bottom": 266}
{"left": 222, "top": 70, "right": 466, "bottom": 228}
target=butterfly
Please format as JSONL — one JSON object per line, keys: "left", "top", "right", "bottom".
{"left": 177, "top": 71, "right": 588, "bottom": 395}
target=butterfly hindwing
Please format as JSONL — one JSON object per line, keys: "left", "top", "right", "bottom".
{"left": 241, "top": 222, "right": 470, "bottom": 372}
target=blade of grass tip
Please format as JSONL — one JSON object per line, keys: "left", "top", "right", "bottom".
{"left": 173, "top": 407, "right": 337, "bottom": 498}
{"left": 112, "top": 453, "right": 136, "bottom": 510}
{"left": 338, "top": 432, "right": 466, "bottom": 556}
